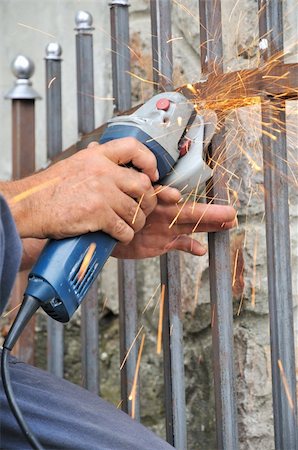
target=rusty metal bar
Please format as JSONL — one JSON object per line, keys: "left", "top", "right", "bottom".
{"left": 199, "top": 2, "right": 239, "bottom": 449}
{"left": 110, "top": 0, "right": 140, "bottom": 420}
{"left": 75, "top": 11, "right": 99, "bottom": 394}
{"left": 150, "top": 1, "right": 187, "bottom": 448}
{"left": 5, "top": 55, "right": 40, "bottom": 364}
{"left": 45, "top": 43, "right": 64, "bottom": 378}
{"left": 258, "top": 1, "right": 298, "bottom": 449}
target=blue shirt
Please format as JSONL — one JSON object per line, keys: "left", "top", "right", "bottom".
{"left": 0, "top": 195, "right": 22, "bottom": 314}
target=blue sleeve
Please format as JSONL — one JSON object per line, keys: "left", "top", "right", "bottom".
{"left": 0, "top": 195, "right": 22, "bottom": 314}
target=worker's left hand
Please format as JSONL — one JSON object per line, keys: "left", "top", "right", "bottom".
{"left": 112, "top": 188, "right": 236, "bottom": 259}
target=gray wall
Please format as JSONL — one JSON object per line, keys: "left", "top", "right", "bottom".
{"left": 0, "top": 0, "right": 112, "bottom": 179}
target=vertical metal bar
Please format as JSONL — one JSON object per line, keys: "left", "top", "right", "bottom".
{"left": 150, "top": 0, "right": 173, "bottom": 92}
{"left": 75, "top": 10, "right": 95, "bottom": 134}
{"left": 258, "top": 2, "right": 298, "bottom": 449}
{"left": 75, "top": 11, "right": 99, "bottom": 393}
{"left": 45, "top": 43, "right": 64, "bottom": 378}
{"left": 109, "top": 0, "right": 140, "bottom": 420}
{"left": 150, "top": 2, "right": 187, "bottom": 448}
{"left": 5, "top": 55, "right": 40, "bottom": 364}
{"left": 198, "top": 2, "right": 239, "bottom": 449}
{"left": 110, "top": 0, "right": 131, "bottom": 112}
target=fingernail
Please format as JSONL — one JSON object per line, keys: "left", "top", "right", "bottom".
{"left": 154, "top": 169, "right": 159, "bottom": 181}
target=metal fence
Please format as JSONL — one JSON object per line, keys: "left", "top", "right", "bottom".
{"left": 3, "top": 1, "right": 297, "bottom": 449}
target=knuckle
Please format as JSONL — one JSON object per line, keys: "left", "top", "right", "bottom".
{"left": 113, "top": 219, "right": 133, "bottom": 241}
{"left": 138, "top": 172, "right": 152, "bottom": 191}
{"left": 123, "top": 136, "right": 139, "bottom": 149}
{"left": 87, "top": 141, "right": 100, "bottom": 149}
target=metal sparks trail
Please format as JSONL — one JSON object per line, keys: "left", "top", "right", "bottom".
{"left": 277, "top": 359, "right": 295, "bottom": 411}
{"left": 129, "top": 333, "right": 146, "bottom": 419}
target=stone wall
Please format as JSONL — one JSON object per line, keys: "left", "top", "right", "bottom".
{"left": 96, "top": 2, "right": 298, "bottom": 449}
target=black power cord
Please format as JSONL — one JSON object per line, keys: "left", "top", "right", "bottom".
{"left": 1, "top": 294, "right": 44, "bottom": 450}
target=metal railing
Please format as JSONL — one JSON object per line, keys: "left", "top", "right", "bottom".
{"left": 3, "top": 1, "right": 297, "bottom": 449}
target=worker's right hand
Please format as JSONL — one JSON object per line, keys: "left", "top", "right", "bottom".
{"left": 4, "top": 138, "right": 163, "bottom": 243}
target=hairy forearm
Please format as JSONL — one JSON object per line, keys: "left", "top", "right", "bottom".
{"left": 0, "top": 178, "right": 37, "bottom": 238}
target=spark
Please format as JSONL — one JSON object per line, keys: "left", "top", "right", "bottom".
{"left": 132, "top": 193, "right": 144, "bottom": 225}
{"left": 186, "top": 83, "right": 197, "bottom": 94}
{"left": 1, "top": 302, "right": 22, "bottom": 318}
{"left": 142, "top": 283, "right": 161, "bottom": 315}
{"left": 120, "top": 325, "right": 144, "bottom": 371}
{"left": 11, "top": 177, "right": 60, "bottom": 204}
{"left": 129, "top": 333, "right": 146, "bottom": 419}
{"left": 169, "top": 190, "right": 194, "bottom": 229}
{"left": 167, "top": 37, "right": 183, "bottom": 43}
{"left": 237, "top": 293, "right": 245, "bottom": 316}
{"left": 126, "top": 71, "right": 156, "bottom": 85}
{"left": 156, "top": 284, "right": 166, "bottom": 355}
{"left": 277, "top": 359, "right": 295, "bottom": 411}
{"left": 192, "top": 196, "right": 217, "bottom": 233}
{"left": 48, "top": 77, "right": 56, "bottom": 89}
{"left": 17, "top": 22, "right": 56, "bottom": 38}
{"left": 116, "top": 399, "right": 123, "bottom": 409}
{"left": 77, "top": 243, "right": 96, "bottom": 282}
{"left": 232, "top": 249, "right": 240, "bottom": 287}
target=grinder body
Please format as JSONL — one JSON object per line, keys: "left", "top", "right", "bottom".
{"left": 25, "top": 93, "right": 194, "bottom": 322}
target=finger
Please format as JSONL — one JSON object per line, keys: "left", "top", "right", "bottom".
{"left": 155, "top": 203, "right": 236, "bottom": 226}
{"left": 154, "top": 185, "right": 182, "bottom": 204}
{"left": 172, "top": 219, "right": 236, "bottom": 234}
{"left": 98, "top": 137, "right": 159, "bottom": 182}
{"left": 112, "top": 191, "right": 147, "bottom": 233}
{"left": 116, "top": 168, "right": 157, "bottom": 216}
{"left": 100, "top": 207, "right": 135, "bottom": 244}
{"left": 166, "top": 235, "right": 207, "bottom": 256}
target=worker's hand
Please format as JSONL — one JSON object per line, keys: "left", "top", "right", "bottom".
{"left": 5, "top": 138, "right": 159, "bottom": 243}
{"left": 112, "top": 190, "right": 236, "bottom": 258}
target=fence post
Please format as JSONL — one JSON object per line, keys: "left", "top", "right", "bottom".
{"left": 150, "top": 1, "right": 187, "bottom": 448}
{"left": 45, "top": 42, "right": 64, "bottom": 378}
{"left": 75, "top": 10, "right": 99, "bottom": 394}
{"left": 198, "top": 1, "right": 239, "bottom": 449}
{"left": 5, "top": 55, "right": 41, "bottom": 363}
{"left": 109, "top": 0, "right": 140, "bottom": 420}
{"left": 258, "top": 1, "right": 298, "bottom": 448}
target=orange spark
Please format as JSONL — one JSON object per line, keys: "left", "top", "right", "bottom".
{"left": 142, "top": 283, "right": 161, "bottom": 315}
{"left": 11, "top": 177, "right": 60, "bottom": 204}
{"left": 77, "top": 243, "right": 96, "bottom": 282}
{"left": 132, "top": 194, "right": 144, "bottom": 225}
{"left": 237, "top": 293, "right": 245, "bottom": 316}
{"left": 120, "top": 325, "right": 144, "bottom": 371}
{"left": 169, "top": 190, "right": 194, "bottom": 229}
{"left": 157, "top": 284, "right": 166, "bottom": 355}
{"left": 277, "top": 359, "right": 295, "bottom": 411}
{"left": 17, "top": 22, "right": 55, "bottom": 38}
{"left": 192, "top": 198, "right": 216, "bottom": 233}
{"left": 232, "top": 249, "right": 240, "bottom": 287}
{"left": 129, "top": 333, "right": 146, "bottom": 419}
{"left": 1, "top": 302, "right": 22, "bottom": 318}
{"left": 126, "top": 71, "right": 156, "bottom": 85}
